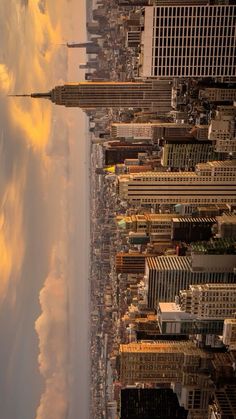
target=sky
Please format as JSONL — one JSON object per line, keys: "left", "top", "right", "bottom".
{"left": 0, "top": 1, "right": 90, "bottom": 418}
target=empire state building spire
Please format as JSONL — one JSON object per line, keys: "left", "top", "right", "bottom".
{"left": 9, "top": 92, "right": 52, "bottom": 99}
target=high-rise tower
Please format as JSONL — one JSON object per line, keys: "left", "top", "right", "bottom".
{"left": 141, "top": 4, "right": 236, "bottom": 79}
{"left": 19, "top": 80, "right": 172, "bottom": 111}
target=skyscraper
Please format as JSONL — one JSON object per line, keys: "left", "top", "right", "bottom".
{"left": 25, "top": 80, "right": 172, "bottom": 111}
{"left": 145, "top": 254, "right": 235, "bottom": 308}
{"left": 119, "top": 341, "right": 205, "bottom": 384}
{"left": 141, "top": 4, "right": 236, "bottom": 78}
{"left": 118, "top": 160, "right": 236, "bottom": 205}
{"left": 161, "top": 141, "right": 220, "bottom": 170}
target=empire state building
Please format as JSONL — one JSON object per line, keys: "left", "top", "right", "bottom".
{"left": 21, "top": 80, "right": 172, "bottom": 112}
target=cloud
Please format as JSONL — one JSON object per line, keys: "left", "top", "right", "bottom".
{"left": 38, "top": 0, "right": 46, "bottom": 14}
{"left": 35, "top": 243, "right": 69, "bottom": 419}
{"left": 45, "top": 118, "right": 69, "bottom": 158}
{"left": 35, "top": 373, "right": 68, "bottom": 419}
{"left": 0, "top": 64, "right": 13, "bottom": 93}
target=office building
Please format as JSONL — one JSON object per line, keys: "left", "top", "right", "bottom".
{"left": 104, "top": 142, "right": 153, "bottom": 165}
{"left": 178, "top": 284, "right": 236, "bottom": 319}
{"left": 199, "top": 88, "right": 236, "bottom": 103}
{"left": 208, "top": 106, "right": 236, "bottom": 153}
{"left": 115, "top": 252, "right": 149, "bottom": 274}
{"left": 111, "top": 122, "right": 191, "bottom": 140}
{"left": 157, "top": 302, "right": 224, "bottom": 335}
{"left": 171, "top": 216, "right": 215, "bottom": 242}
{"left": 120, "top": 388, "right": 187, "bottom": 419}
{"left": 141, "top": 4, "right": 236, "bottom": 78}
{"left": 161, "top": 141, "right": 218, "bottom": 170}
{"left": 216, "top": 214, "right": 236, "bottom": 238}
{"left": 119, "top": 340, "right": 206, "bottom": 384}
{"left": 25, "top": 80, "right": 172, "bottom": 112}
{"left": 145, "top": 255, "right": 235, "bottom": 308}
{"left": 191, "top": 125, "right": 209, "bottom": 141}
{"left": 208, "top": 385, "right": 236, "bottom": 419}
{"left": 223, "top": 319, "right": 236, "bottom": 350}
{"left": 117, "top": 213, "right": 175, "bottom": 242}
{"left": 118, "top": 160, "right": 236, "bottom": 206}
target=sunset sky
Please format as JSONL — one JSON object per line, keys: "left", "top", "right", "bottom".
{"left": 0, "top": 0, "right": 90, "bottom": 418}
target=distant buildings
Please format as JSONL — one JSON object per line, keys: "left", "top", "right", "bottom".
{"left": 141, "top": 4, "right": 236, "bottom": 79}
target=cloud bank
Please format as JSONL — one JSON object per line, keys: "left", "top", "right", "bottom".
{"left": 35, "top": 243, "right": 69, "bottom": 419}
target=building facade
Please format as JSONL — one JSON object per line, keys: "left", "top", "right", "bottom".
{"left": 118, "top": 160, "right": 236, "bottom": 205}
{"left": 145, "top": 255, "right": 235, "bottom": 308}
{"left": 111, "top": 122, "right": 191, "bottom": 140}
{"left": 161, "top": 141, "right": 218, "bottom": 169}
{"left": 178, "top": 284, "right": 236, "bottom": 319}
{"left": 29, "top": 80, "right": 172, "bottom": 111}
{"left": 141, "top": 5, "right": 236, "bottom": 78}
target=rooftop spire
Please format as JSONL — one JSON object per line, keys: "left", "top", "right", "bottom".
{"left": 8, "top": 92, "right": 52, "bottom": 99}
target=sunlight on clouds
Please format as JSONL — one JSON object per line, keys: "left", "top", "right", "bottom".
{"left": 8, "top": 0, "right": 64, "bottom": 150}
{"left": 10, "top": 100, "right": 52, "bottom": 150}
{"left": 0, "top": 64, "right": 13, "bottom": 93}
{"left": 0, "top": 175, "right": 25, "bottom": 303}
{"left": 35, "top": 243, "right": 69, "bottom": 419}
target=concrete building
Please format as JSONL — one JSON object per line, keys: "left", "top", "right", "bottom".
{"left": 117, "top": 213, "right": 175, "bottom": 242}
{"left": 178, "top": 284, "right": 236, "bottom": 319}
{"left": 119, "top": 341, "right": 211, "bottom": 416}
{"left": 215, "top": 214, "right": 236, "bottom": 238}
{"left": 115, "top": 252, "right": 148, "bottom": 274}
{"left": 208, "top": 385, "right": 236, "bottom": 419}
{"left": 208, "top": 106, "right": 236, "bottom": 153}
{"left": 104, "top": 142, "right": 153, "bottom": 165}
{"left": 222, "top": 319, "right": 236, "bottom": 350}
{"left": 141, "top": 4, "right": 236, "bottom": 78}
{"left": 161, "top": 141, "right": 218, "bottom": 169}
{"left": 117, "top": 160, "right": 236, "bottom": 205}
{"left": 199, "top": 88, "right": 236, "bottom": 103}
{"left": 119, "top": 340, "right": 206, "bottom": 384}
{"left": 171, "top": 216, "right": 215, "bottom": 242}
{"left": 157, "top": 301, "right": 224, "bottom": 336}
{"left": 145, "top": 255, "right": 235, "bottom": 308}
{"left": 111, "top": 122, "right": 191, "bottom": 140}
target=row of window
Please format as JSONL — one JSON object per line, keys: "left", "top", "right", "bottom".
{"left": 154, "top": 6, "right": 235, "bottom": 19}
{"left": 154, "top": 16, "right": 235, "bottom": 29}
{"left": 155, "top": 36, "right": 234, "bottom": 49}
